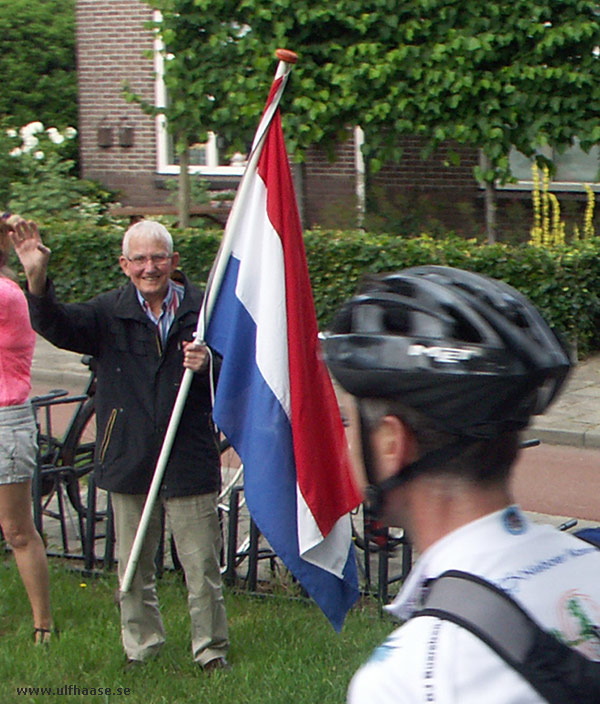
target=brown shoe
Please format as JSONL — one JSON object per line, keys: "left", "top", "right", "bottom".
{"left": 202, "top": 657, "right": 231, "bottom": 673}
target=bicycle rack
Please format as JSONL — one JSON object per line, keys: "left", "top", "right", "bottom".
{"left": 223, "top": 485, "right": 277, "bottom": 590}
{"left": 374, "top": 537, "right": 413, "bottom": 604}
{"left": 32, "top": 391, "right": 95, "bottom": 562}
{"left": 33, "top": 464, "right": 87, "bottom": 560}
{"left": 358, "top": 520, "right": 413, "bottom": 603}
{"left": 83, "top": 473, "right": 115, "bottom": 573}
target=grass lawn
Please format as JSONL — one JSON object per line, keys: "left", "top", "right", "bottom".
{"left": 0, "top": 556, "right": 394, "bottom": 704}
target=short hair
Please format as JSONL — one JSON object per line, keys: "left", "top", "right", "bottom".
{"left": 122, "top": 220, "right": 174, "bottom": 257}
{"left": 360, "top": 398, "right": 519, "bottom": 487}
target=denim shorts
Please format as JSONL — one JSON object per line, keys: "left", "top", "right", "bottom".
{"left": 0, "top": 401, "right": 38, "bottom": 485}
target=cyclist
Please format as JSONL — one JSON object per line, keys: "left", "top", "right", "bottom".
{"left": 323, "top": 266, "right": 600, "bottom": 703}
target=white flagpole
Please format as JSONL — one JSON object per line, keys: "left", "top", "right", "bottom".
{"left": 121, "top": 49, "right": 298, "bottom": 594}
{"left": 197, "top": 48, "right": 297, "bottom": 341}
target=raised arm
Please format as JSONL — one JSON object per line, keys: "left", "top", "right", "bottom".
{"left": 8, "top": 217, "right": 101, "bottom": 357}
{"left": 8, "top": 219, "right": 51, "bottom": 296}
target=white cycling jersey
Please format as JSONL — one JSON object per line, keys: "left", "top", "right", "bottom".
{"left": 348, "top": 506, "right": 600, "bottom": 704}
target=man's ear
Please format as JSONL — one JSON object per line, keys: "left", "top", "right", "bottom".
{"left": 371, "top": 415, "right": 416, "bottom": 482}
{"left": 119, "top": 255, "right": 130, "bottom": 278}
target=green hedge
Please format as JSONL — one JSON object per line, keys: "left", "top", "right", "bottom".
{"left": 12, "top": 221, "right": 600, "bottom": 356}
{"left": 305, "top": 230, "right": 600, "bottom": 357}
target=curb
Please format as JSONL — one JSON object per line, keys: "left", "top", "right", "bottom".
{"left": 523, "top": 427, "right": 600, "bottom": 450}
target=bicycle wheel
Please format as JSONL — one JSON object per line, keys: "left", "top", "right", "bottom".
{"left": 219, "top": 437, "right": 244, "bottom": 511}
{"left": 59, "top": 396, "right": 97, "bottom": 518}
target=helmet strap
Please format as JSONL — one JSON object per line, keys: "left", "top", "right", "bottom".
{"left": 358, "top": 401, "right": 475, "bottom": 520}
{"left": 377, "top": 437, "right": 475, "bottom": 495}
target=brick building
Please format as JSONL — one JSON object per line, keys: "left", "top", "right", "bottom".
{"left": 76, "top": 0, "right": 596, "bottom": 239}
{"left": 76, "top": 0, "right": 161, "bottom": 205}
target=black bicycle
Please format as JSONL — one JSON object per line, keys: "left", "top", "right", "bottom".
{"left": 31, "top": 355, "right": 100, "bottom": 563}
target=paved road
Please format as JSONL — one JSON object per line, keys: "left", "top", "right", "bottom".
{"left": 513, "top": 443, "right": 600, "bottom": 523}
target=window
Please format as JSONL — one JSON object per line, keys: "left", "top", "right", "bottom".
{"left": 153, "top": 14, "right": 247, "bottom": 177}
{"left": 505, "top": 139, "right": 600, "bottom": 191}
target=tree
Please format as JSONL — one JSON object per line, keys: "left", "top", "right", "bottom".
{"left": 147, "top": 1, "right": 600, "bottom": 240}
{"left": 126, "top": 3, "right": 253, "bottom": 225}
{"left": 0, "top": 0, "right": 77, "bottom": 129}
{"left": 348, "top": 0, "right": 600, "bottom": 242}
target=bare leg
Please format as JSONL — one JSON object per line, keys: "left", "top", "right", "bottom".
{"left": 0, "top": 480, "right": 52, "bottom": 636}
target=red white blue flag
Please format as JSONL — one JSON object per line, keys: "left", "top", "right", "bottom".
{"left": 203, "top": 66, "right": 362, "bottom": 630}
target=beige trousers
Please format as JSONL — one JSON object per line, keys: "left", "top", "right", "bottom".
{"left": 112, "top": 492, "right": 229, "bottom": 665}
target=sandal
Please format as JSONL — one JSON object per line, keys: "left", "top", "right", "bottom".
{"left": 33, "top": 627, "right": 57, "bottom": 645}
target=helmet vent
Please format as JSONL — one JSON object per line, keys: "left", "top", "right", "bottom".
{"left": 383, "top": 306, "right": 410, "bottom": 334}
{"left": 505, "top": 305, "right": 529, "bottom": 329}
{"left": 442, "top": 305, "right": 483, "bottom": 343}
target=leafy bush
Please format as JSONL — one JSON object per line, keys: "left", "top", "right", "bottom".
{"left": 14, "top": 222, "right": 600, "bottom": 357}
{"left": 0, "top": 120, "right": 22, "bottom": 207}
{"left": 26, "top": 221, "right": 222, "bottom": 304}
{"left": 3, "top": 122, "right": 118, "bottom": 221}
{"left": 164, "top": 174, "right": 211, "bottom": 206}
{"left": 305, "top": 230, "right": 600, "bottom": 356}
{"left": 0, "top": 0, "right": 77, "bottom": 129}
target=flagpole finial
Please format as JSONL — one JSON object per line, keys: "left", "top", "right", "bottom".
{"left": 275, "top": 49, "right": 298, "bottom": 64}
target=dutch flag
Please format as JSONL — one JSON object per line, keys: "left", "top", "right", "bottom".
{"left": 203, "top": 63, "right": 362, "bottom": 630}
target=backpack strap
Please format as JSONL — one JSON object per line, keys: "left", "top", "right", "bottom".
{"left": 413, "top": 570, "right": 600, "bottom": 704}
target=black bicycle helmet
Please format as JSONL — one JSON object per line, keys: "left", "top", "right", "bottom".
{"left": 324, "top": 266, "right": 571, "bottom": 439}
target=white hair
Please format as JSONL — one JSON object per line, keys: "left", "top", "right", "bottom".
{"left": 122, "top": 220, "right": 174, "bottom": 257}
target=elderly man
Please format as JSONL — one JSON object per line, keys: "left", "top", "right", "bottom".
{"left": 323, "top": 266, "right": 600, "bottom": 703}
{"left": 11, "top": 219, "right": 229, "bottom": 671}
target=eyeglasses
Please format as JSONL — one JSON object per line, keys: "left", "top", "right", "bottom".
{"left": 126, "top": 253, "right": 172, "bottom": 267}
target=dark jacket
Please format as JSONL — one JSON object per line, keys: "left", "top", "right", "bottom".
{"left": 27, "top": 274, "right": 220, "bottom": 497}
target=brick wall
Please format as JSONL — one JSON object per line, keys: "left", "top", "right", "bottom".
{"left": 372, "top": 137, "right": 477, "bottom": 189}
{"left": 76, "top": 0, "right": 161, "bottom": 205}
{"left": 303, "top": 135, "right": 358, "bottom": 228}
{"left": 301, "top": 133, "right": 487, "bottom": 234}
{"left": 367, "top": 137, "right": 485, "bottom": 235}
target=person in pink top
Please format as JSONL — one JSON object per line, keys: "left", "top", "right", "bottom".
{"left": 0, "top": 214, "right": 53, "bottom": 644}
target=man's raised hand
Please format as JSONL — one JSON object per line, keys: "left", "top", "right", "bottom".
{"left": 8, "top": 219, "right": 51, "bottom": 295}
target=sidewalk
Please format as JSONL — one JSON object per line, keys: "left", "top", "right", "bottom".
{"left": 526, "top": 352, "right": 600, "bottom": 448}
{"left": 32, "top": 335, "right": 600, "bottom": 448}
{"left": 32, "top": 335, "right": 91, "bottom": 390}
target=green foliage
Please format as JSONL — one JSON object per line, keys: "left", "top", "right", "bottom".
{"left": 22, "top": 222, "right": 600, "bottom": 357}
{"left": 4, "top": 123, "right": 118, "bottom": 220}
{"left": 145, "top": 0, "right": 600, "bottom": 190}
{"left": 0, "top": 120, "right": 22, "bottom": 207}
{"left": 31, "top": 223, "right": 127, "bottom": 302}
{"left": 305, "top": 230, "right": 600, "bottom": 356}
{"left": 28, "top": 221, "right": 222, "bottom": 304}
{"left": 164, "top": 174, "right": 210, "bottom": 206}
{"left": 0, "top": 0, "right": 77, "bottom": 129}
